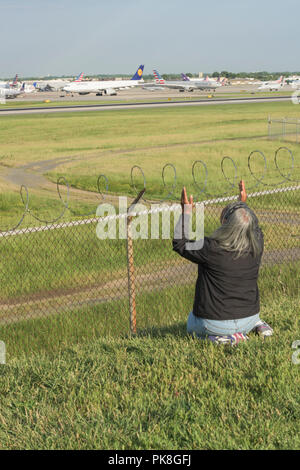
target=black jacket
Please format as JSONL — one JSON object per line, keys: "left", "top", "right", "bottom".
{"left": 172, "top": 214, "right": 264, "bottom": 320}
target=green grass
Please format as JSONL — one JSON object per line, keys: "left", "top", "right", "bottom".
{"left": 0, "top": 189, "right": 98, "bottom": 230}
{"left": 0, "top": 100, "right": 299, "bottom": 170}
{"left": 0, "top": 99, "right": 299, "bottom": 450}
{"left": 0, "top": 287, "right": 299, "bottom": 449}
{"left": 1, "top": 100, "right": 299, "bottom": 229}
{"left": 1, "top": 195, "right": 298, "bottom": 304}
{"left": 0, "top": 260, "right": 299, "bottom": 357}
{"left": 46, "top": 138, "right": 300, "bottom": 200}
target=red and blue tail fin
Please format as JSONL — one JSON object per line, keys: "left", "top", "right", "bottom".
{"left": 11, "top": 74, "right": 18, "bottom": 87}
{"left": 153, "top": 69, "right": 165, "bottom": 84}
{"left": 131, "top": 65, "right": 144, "bottom": 80}
{"left": 74, "top": 72, "right": 84, "bottom": 82}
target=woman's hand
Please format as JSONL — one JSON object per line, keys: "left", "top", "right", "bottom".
{"left": 181, "top": 187, "right": 194, "bottom": 214}
{"left": 220, "top": 180, "right": 247, "bottom": 224}
{"left": 239, "top": 180, "right": 247, "bottom": 202}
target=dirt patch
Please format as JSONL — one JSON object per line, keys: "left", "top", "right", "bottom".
{"left": 1, "top": 249, "right": 299, "bottom": 325}
{"left": 0, "top": 134, "right": 267, "bottom": 196}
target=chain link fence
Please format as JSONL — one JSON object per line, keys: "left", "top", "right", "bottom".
{"left": 268, "top": 116, "right": 300, "bottom": 143}
{"left": 0, "top": 155, "right": 299, "bottom": 358}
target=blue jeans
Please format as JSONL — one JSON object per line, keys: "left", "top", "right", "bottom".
{"left": 187, "top": 311, "right": 260, "bottom": 337}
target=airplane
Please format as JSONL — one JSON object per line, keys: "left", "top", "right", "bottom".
{"left": 0, "top": 74, "right": 19, "bottom": 89}
{"left": 22, "top": 82, "right": 37, "bottom": 94}
{"left": 34, "top": 72, "right": 84, "bottom": 92}
{"left": 0, "top": 82, "right": 25, "bottom": 99}
{"left": 62, "top": 65, "right": 144, "bottom": 95}
{"left": 145, "top": 70, "right": 219, "bottom": 92}
{"left": 10, "top": 74, "right": 19, "bottom": 87}
{"left": 257, "top": 76, "right": 284, "bottom": 91}
{"left": 181, "top": 73, "right": 223, "bottom": 88}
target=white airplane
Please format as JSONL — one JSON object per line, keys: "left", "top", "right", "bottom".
{"left": 257, "top": 76, "right": 284, "bottom": 91}
{"left": 143, "top": 70, "right": 220, "bottom": 92}
{"left": 34, "top": 73, "right": 84, "bottom": 92}
{"left": 181, "top": 74, "right": 226, "bottom": 85}
{"left": 0, "top": 82, "right": 25, "bottom": 99}
{"left": 181, "top": 73, "right": 223, "bottom": 89}
{"left": 22, "top": 83, "right": 37, "bottom": 94}
{"left": 0, "top": 74, "right": 19, "bottom": 89}
{"left": 63, "top": 65, "right": 144, "bottom": 95}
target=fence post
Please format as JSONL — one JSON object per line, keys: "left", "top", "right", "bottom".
{"left": 126, "top": 189, "right": 145, "bottom": 336}
{"left": 268, "top": 115, "right": 271, "bottom": 139}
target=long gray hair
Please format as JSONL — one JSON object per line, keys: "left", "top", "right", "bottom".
{"left": 210, "top": 202, "right": 261, "bottom": 259}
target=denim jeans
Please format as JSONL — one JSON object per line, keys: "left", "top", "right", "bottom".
{"left": 187, "top": 311, "right": 260, "bottom": 337}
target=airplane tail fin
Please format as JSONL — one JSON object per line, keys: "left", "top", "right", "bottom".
{"left": 74, "top": 72, "right": 84, "bottom": 82}
{"left": 33, "top": 82, "right": 37, "bottom": 88}
{"left": 20, "top": 82, "right": 25, "bottom": 92}
{"left": 277, "top": 76, "right": 283, "bottom": 83}
{"left": 131, "top": 65, "right": 144, "bottom": 80}
{"left": 153, "top": 69, "right": 165, "bottom": 84}
{"left": 181, "top": 73, "right": 190, "bottom": 81}
{"left": 12, "top": 74, "right": 18, "bottom": 86}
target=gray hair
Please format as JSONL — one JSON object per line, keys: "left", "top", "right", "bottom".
{"left": 210, "top": 203, "right": 261, "bottom": 259}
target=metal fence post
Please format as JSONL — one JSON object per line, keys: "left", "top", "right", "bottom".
{"left": 268, "top": 115, "right": 271, "bottom": 140}
{"left": 126, "top": 189, "right": 145, "bottom": 336}
{"left": 127, "top": 214, "right": 137, "bottom": 335}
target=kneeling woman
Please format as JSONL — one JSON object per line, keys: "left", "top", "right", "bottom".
{"left": 172, "top": 182, "right": 273, "bottom": 345}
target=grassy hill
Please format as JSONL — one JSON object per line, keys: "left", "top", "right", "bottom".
{"left": 0, "top": 291, "right": 299, "bottom": 450}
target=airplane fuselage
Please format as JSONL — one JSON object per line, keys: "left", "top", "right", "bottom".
{"left": 145, "top": 79, "right": 219, "bottom": 92}
{"left": 63, "top": 79, "right": 141, "bottom": 95}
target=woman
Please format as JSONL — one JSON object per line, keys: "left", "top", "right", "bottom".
{"left": 172, "top": 181, "right": 273, "bottom": 345}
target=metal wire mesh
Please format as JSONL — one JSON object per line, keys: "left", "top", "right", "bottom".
{"left": 268, "top": 116, "right": 300, "bottom": 143}
{"left": 0, "top": 148, "right": 299, "bottom": 357}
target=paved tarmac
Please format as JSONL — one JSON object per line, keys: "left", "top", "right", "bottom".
{"left": 0, "top": 84, "right": 294, "bottom": 115}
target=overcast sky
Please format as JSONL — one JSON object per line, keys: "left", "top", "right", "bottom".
{"left": 0, "top": 0, "right": 299, "bottom": 77}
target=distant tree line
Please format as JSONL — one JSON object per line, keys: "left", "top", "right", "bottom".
{"left": 147, "top": 71, "right": 300, "bottom": 81}
{"left": 2, "top": 71, "right": 300, "bottom": 82}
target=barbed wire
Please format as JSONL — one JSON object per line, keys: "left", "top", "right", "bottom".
{"left": 1, "top": 146, "right": 299, "bottom": 232}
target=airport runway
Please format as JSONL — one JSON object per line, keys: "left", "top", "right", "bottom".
{"left": 0, "top": 95, "right": 294, "bottom": 116}
{"left": 0, "top": 85, "right": 294, "bottom": 115}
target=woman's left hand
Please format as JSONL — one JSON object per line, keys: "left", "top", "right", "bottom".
{"left": 181, "top": 187, "right": 194, "bottom": 214}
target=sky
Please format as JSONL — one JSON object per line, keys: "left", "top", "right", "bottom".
{"left": 0, "top": 0, "right": 299, "bottom": 77}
